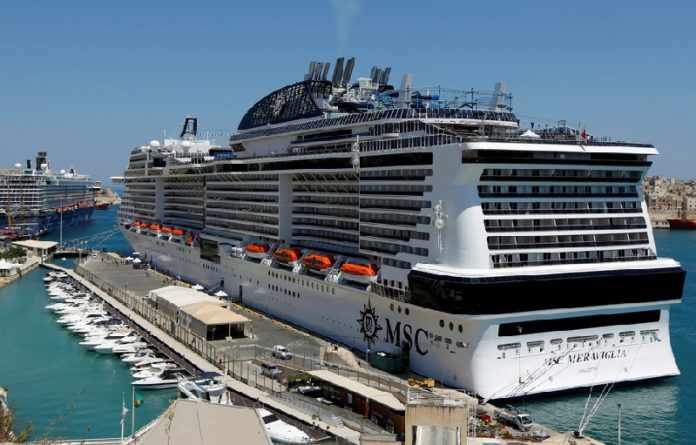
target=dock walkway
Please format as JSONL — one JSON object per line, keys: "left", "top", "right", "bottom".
{"left": 41, "top": 263, "right": 362, "bottom": 444}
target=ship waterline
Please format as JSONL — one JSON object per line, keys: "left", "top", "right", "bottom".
{"left": 116, "top": 59, "right": 684, "bottom": 398}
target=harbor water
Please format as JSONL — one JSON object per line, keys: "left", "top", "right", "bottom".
{"left": 1, "top": 206, "right": 695, "bottom": 443}
{"left": 0, "top": 206, "right": 176, "bottom": 439}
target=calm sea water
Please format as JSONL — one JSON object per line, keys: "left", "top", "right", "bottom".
{"left": 519, "top": 230, "right": 696, "bottom": 445}
{"left": 1, "top": 208, "right": 694, "bottom": 443}
{"left": 0, "top": 206, "right": 176, "bottom": 440}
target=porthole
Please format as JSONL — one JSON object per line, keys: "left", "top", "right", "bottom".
{"left": 405, "top": 308, "right": 410, "bottom": 315}
{"left": 458, "top": 324, "right": 462, "bottom": 333}
{"left": 439, "top": 320, "right": 444, "bottom": 328}
{"left": 390, "top": 303, "right": 394, "bottom": 311}
{"left": 398, "top": 306, "right": 402, "bottom": 313}
{"left": 449, "top": 322, "right": 454, "bottom": 331}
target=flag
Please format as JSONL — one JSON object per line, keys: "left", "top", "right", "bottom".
{"left": 581, "top": 128, "right": 587, "bottom": 142}
{"left": 134, "top": 392, "right": 144, "bottom": 407}
{"left": 121, "top": 396, "right": 129, "bottom": 426}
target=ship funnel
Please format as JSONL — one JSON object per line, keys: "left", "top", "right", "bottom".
{"left": 26, "top": 160, "right": 31, "bottom": 169}
{"left": 489, "top": 82, "right": 507, "bottom": 111}
{"left": 331, "top": 57, "right": 345, "bottom": 86}
{"left": 342, "top": 57, "right": 355, "bottom": 87}
{"left": 180, "top": 117, "right": 197, "bottom": 139}
{"left": 35, "top": 152, "right": 47, "bottom": 172}
{"left": 398, "top": 74, "right": 414, "bottom": 107}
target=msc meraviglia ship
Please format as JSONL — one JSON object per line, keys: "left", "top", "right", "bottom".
{"left": 115, "top": 58, "right": 685, "bottom": 400}
{"left": 0, "top": 152, "right": 95, "bottom": 237}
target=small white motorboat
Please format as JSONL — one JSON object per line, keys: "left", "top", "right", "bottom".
{"left": 177, "top": 372, "right": 230, "bottom": 404}
{"left": 132, "top": 369, "right": 185, "bottom": 390}
{"left": 257, "top": 408, "right": 313, "bottom": 443}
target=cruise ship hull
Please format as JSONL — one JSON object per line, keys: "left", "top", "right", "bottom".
{"left": 0, "top": 206, "right": 94, "bottom": 236}
{"left": 123, "top": 229, "right": 680, "bottom": 399}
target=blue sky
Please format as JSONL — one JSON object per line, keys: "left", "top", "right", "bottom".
{"left": 1, "top": 1, "right": 695, "bottom": 184}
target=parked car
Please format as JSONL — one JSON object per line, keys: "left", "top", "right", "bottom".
{"left": 261, "top": 362, "right": 281, "bottom": 378}
{"left": 271, "top": 345, "right": 293, "bottom": 360}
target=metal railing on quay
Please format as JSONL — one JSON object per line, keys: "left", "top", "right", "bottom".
{"left": 74, "top": 263, "right": 411, "bottom": 398}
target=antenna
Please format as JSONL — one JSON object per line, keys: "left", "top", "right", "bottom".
{"left": 331, "top": 57, "right": 345, "bottom": 86}
{"left": 314, "top": 62, "right": 324, "bottom": 80}
{"left": 322, "top": 62, "right": 330, "bottom": 81}
{"left": 342, "top": 57, "right": 355, "bottom": 87}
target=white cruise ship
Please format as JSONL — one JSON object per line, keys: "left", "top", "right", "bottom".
{"left": 115, "top": 58, "right": 684, "bottom": 400}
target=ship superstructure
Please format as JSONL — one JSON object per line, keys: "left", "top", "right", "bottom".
{"left": 0, "top": 152, "right": 95, "bottom": 236}
{"left": 116, "top": 58, "right": 685, "bottom": 399}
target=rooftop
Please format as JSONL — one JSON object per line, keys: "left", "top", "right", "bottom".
{"left": 308, "top": 369, "right": 405, "bottom": 412}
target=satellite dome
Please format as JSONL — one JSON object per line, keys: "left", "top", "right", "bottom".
{"left": 14, "top": 163, "right": 21, "bottom": 169}
{"left": 41, "top": 163, "right": 48, "bottom": 170}
{"left": 60, "top": 169, "right": 66, "bottom": 174}
{"left": 149, "top": 140, "right": 161, "bottom": 149}
{"left": 181, "top": 141, "right": 192, "bottom": 149}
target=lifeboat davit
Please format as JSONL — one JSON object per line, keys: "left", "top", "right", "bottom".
{"left": 302, "top": 254, "right": 335, "bottom": 274}
{"left": 246, "top": 243, "right": 270, "bottom": 260}
{"left": 341, "top": 263, "right": 379, "bottom": 284}
{"left": 273, "top": 248, "right": 303, "bottom": 267}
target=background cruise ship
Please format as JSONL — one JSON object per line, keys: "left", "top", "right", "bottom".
{"left": 0, "top": 152, "right": 95, "bottom": 237}
{"left": 115, "top": 58, "right": 685, "bottom": 399}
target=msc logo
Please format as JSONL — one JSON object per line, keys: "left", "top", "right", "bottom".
{"left": 357, "top": 302, "right": 430, "bottom": 356}
{"left": 357, "top": 300, "right": 382, "bottom": 349}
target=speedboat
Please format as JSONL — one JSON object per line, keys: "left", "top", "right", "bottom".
{"left": 112, "top": 342, "right": 149, "bottom": 355}
{"left": 132, "top": 369, "right": 185, "bottom": 390}
{"left": 129, "top": 358, "right": 169, "bottom": 373}
{"left": 177, "top": 372, "right": 231, "bottom": 405}
{"left": 257, "top": 408, "right": 313, "bottom": 443}
{"left": 121, "top": 350, "right": 158, "bottom": 364}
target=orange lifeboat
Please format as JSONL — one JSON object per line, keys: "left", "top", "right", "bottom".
{"left": 129, "top": 221, "right": 140, "bottom": 231}
{"left": 186, "top": 235, "right": 195, "bottom": 244}
{"left": 341, "top": 263, "right": 379, "bottom": 284}
{"left": 140, "top": 223, "right": 150, "bottom": 232}
{"left": 150, "top": 224, "right": 161, "bottom": 231}
{"left": 172, "top": 229, "right": 185, "bottom": 236}
{"left": 273, "top": 248, "right": 303, "bottom": 267}
{"left": 161, "top": 227, "right": 173, "bottom": 234}
{"left": 302, "top": 254, "right": 335, "bottom": 274}
{"left": 246, "top": 243, "right": 270, "bottom": 259}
